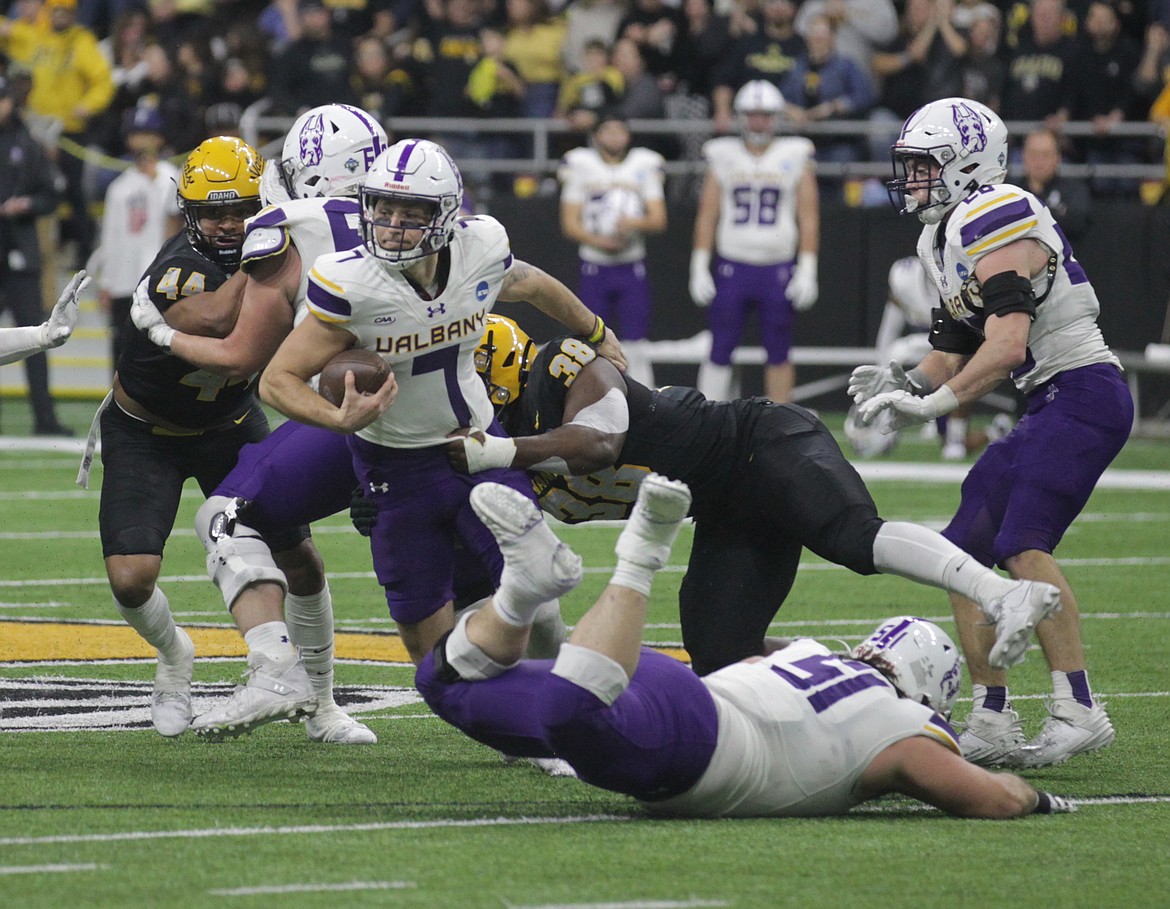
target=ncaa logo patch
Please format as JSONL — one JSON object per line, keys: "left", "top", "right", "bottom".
{"left": 475, "top": 281, "right": 490, "bottom": 302}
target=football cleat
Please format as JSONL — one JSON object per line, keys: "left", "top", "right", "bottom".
{"left": 192, "top": 652, "right": 317, "bottom": 741}
{"left": 959, "top": 706, "right": 1026, "bottom": 766}
{"left": 1008, "top": 700, "right": 1114, "bottom": 768}
{"left": 305, "top": 704, "right": 378, "bottom": 745}
{"left": 470, "top": 483, "right": 583, "bottom": 606}
{"left": 984, "top": 579, "right": 1061, "bottom": 669}
{"left": 615, "top": 474, "right": 692, "bottom": 570}
{"left": 151, "top": 627, "right": 195, "bottom": 737}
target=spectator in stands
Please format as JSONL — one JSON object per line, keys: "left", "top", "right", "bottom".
{"left": 503, "top": 0, "right": 567, "bottom": 120}
{"left": 1068, "top": 0, "right": 1143, "bottom": 196}
{"left": 1000, "top": 0, "right": 1077, "bottom": 131}
{"left": 467, "top": 22, "right": 527, "bottom": 118}
{"left": 710, "top": 0, "right": 805, "bottom": 135}
{"left": 350, "top": 33, "right": 424, "bottom": 121}
{"left": 1134, "top": 18, "right": 1170, "bottom": 116}
{"left": 88, "top": 103, "right": 181, "bottom": 371}
{"left": 209, "top": 56, "right": 265, "bottom": 115}
{"left": 610, "top": 34, "right": 664, "bottom": 120}
{"left": 869, "top": 0, "right": 966, "bottom": 161}
{"left": 562, "top": 0, "right": 627, "bottom": 76}
{"left": 108, "top": 42, "right": 202, "bottom": 160}
{"left": 781, "top": 12, "right": 875, "bottom": 190}
{"left": 679, "top": 0, "right": 732, "bottom": 100}
{"left": 0, "top": 73, "right": 73, "bottom": 436}
{"left": 267, "top": 0, "right": 356, "bottom": 115}
{"left": 956, "top": 3, "right": 1005, "bottom": 111}
{"left": 1, "top": 0, "right": 115, "bottom": 268}
{"left": 617, "top": 0, "right": 690, "bottom": 94}
{"left": 419, "top": 0, "right": 484, "bottom": 120}
{"left": 794, "top": 0, "right": 898, "bottom": 77}
{"left": 1020, "top": 126, "right": 1093, "bottom": 240}
{"left": 556, "top": 37, "right": 623, "bottom": 137}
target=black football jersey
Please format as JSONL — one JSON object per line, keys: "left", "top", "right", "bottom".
{"left": 505, "top": 336, "right": 741, "bottom": 523}
{"left": 117, "top": 232, "right": 256, "bottom": 428}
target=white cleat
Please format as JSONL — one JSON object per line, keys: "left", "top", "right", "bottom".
{"left": 958, "top": 706, "right": 1026, "bottom": 767}
{"left": 470, "top": 483, "right": 583, "bottom": 603}
{"left": 305, "top": 703, "right": 378, "bottom": 744}
{"left": 192, "top": 652, "right": 317, "bottom": 742}
{"left": 151, "top": 627, "right": 195, "bottom": 737}
{"left": 984, "top": 579, "right": 1061, "bottom": 669}
{"left": 1008, "top": 700, "right": 1115, "bottom": 768}
{"left": 500, "top": 752, "right": 578, "bottom": 778}
{"left": 615, "top": 473, "right": 692, "bottom": 570}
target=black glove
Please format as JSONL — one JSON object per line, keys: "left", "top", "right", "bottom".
{"left": 350, "top": 484, "right": 378, "bottom": 537}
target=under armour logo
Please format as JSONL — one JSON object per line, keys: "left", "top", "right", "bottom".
{"left": 369, "top": 481, "right": 389, "bottom": 493}
{"left": 427, "top": 303, "right": 446, "bottom": 318}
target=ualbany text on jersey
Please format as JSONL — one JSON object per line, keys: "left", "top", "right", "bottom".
{"left": 373, "top": 309, "right": 487, "bottom": 354}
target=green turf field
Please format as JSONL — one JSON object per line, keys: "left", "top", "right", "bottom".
{"left": 1, "top": 401, "right": 1168, "bottom": 908}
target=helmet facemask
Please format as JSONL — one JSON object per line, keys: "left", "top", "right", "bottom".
{"left": 887, "top": 147, "right": 965, "bottom": 225}
{"left": 178, "top": 136, "right": 264, "bottom": 269}
{"left": 475, "top": 316, "right": 535, "bottom": 413}
{"left": 360, "top": 189, "right": 458, "bottom": 269}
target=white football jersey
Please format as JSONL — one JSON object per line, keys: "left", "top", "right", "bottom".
{"left": 887, "top": 255, "right": 937, "bottom": 331}
{"left": 241, "top": 197, "right": 365, "bottom": 330}
{"left": 558, "top": 146, "right": 665, "bottom": 265}
{"left": 646, "top": 640, "right": 959, "bottom": 818}
{"left": 702, "top": 135, "right": 814, "bottom": 265}
{"left": 306, "top": 215, "right": 509, "bottom": 448}
{"left": 917, "top": 183, "right": 1120, "bottom": 395}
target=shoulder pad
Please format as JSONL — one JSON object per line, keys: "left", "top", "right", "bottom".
{"left": 953, "top": 186, "right": 1040, "bottom": 257}
{"left": 241, "top": 225, "right": 291, "bottom": 273}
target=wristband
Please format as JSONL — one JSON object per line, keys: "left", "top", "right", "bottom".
{"left": 462, "top": 433, "right": 517, "bottom": 473}
{"left": 587, "top": 315, "right": 606, "bottom": 344}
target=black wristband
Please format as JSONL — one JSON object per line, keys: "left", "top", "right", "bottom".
{"left": 1034, "top": 791, "right": 1053, "bottom": 814}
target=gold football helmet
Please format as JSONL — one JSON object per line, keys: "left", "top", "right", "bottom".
{"left": 476, "top": 315, "right": 536, "bottom": 412}
{"left": 179, "top": 136, "right": 264, "bottom": 269}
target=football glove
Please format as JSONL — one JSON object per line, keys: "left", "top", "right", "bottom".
{"left": 786, "top": 252, "right": 818, "bottom": 311}
{"left": 130, "top": 277, "right": 176, "bottom": 351}
{"left": 848, "top": 359, "right": 911, "bottom": 405}
{"left": 39, "top": 269, "right": 89, "bottom": 348}
{"left": 1034, "top": 791, "right": 1078, "bottom": 814}
{"left": 689, "top": 250, "right": 716, "bottom": 307}
{"left": 857, "top": 386, "right": 959, "bottom": 433}
{"left": 349, "top": 484, "right": 378, "bottom": 537}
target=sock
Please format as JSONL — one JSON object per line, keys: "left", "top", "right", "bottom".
{"left": 971, "top": 683, "right": 1009, "bottom": 713}
{"left": 609, "top": 559, "right": 658, "bottom": 597}
{"left": 444, "top": 609, "right": 516, "bottom": 681}
{"left": 285, "top": 582, "right": 335, "bottom": 706}
{"left": 491, "top": 584, "right": 541, "bottom": 627}
{"left": 244, "top": 621, "right": 297, "bottom": 662}
{"left": 873, "top": 522, "right": 1016, "bottom": 607}
{"left": 115, "top": 587, "right": 184, "bottom": 662}
{"left": 1053, "top": 669, "right": 1094, "bottom": 708}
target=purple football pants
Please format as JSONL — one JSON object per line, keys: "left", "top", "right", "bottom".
{"left": 416, "top": 646, "right": 719, "bottom": 801}
{"left": 708, "top": 257, "right": 795, "bottom": 366}
{"left": 943, "top": 363, "right": 1133, "bottom": 567}
{"left": 577, "top": 260, "right": 653, "bottom": 341}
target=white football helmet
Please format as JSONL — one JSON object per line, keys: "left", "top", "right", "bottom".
{"left": 279, "top": 104, "right": 389, "bottom": 200}
{"left": 360, "top": 138, "right": 464, "bottom": 269}
{"left": 733, "top": 80, "right": 785, "bottom": 147}
{"left": 852, "top": 616, "right": 962, "bottom": 717}
{"left": 887, "top": 97, "right": 1007, "bottom": 224}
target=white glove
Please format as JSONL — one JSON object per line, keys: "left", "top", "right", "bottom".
{"left": 848, "top": 359, "right": 910, "bottom": 405}
{"left": 689, "top": 250, "right": 716, "bottom": 307}
{"left": 786, "top": 252, "right": 818, "bottom": 311}
{"left": 858, "top": 386, "right": 959, "bottom": 433}
{"left": 39, "top": 269, "right": 89, "bottom": 348}
{"left": 130, "top": 276, "right": 176, "bottom": 351}
{"left": 459, "top": 432, "right": 517, "bottom": 473}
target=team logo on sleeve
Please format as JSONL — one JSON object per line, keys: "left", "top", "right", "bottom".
{"left": 476, "top": 280, "right": 489, "bottom": 302}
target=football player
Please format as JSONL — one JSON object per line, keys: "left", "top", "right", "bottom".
{"left": 417, "top": 475, "right": 1076, "bottom": 820}
{"left": 258, "top": 138, "right": 624, "bottom": 670}
{"left": 447, "top": 314, "right": 1058, "bottom": 677}
{"left": 89, "top": 137, "right": 274, "bottom": 738}
{"left": 689, "top": 80, "right": 819, "bottom": 403}
{"left": 558, "top": 111, "right": 666, "bottom": 387}
{"left": 130, "top": 104, "right": 391, "bottom": 743}
{"left": 0, "top": 271, "right": 87, "bottom": 365}
{"left": 850, "top": 97, "right": 1131, "bottom": 767}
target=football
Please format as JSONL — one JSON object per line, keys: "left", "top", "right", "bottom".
{"left": 318, "top": 348, "right": 391, "bottom": 406}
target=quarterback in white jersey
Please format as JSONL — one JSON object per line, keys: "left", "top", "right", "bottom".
{"left": 418, "top": 475, "right": 1076, "bottom": 819}
{"left": 689, "top": 80, "right": 820, "bottom": 404}
{"left": 261, "top": 138, "right": 624, "bottom": 665}
{"left": 851, "top": 98, "right": 1131, "bottom": 769}
{"left": 559, "top": 112, "right": 666, "bottom": 385}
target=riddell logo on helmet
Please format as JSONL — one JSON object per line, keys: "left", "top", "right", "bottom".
{"left": 381, "top": 182, "right": 411, "bottom": 191}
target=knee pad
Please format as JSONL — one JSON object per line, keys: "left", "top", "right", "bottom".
{"left": 195, "top": 495, "right": 288, "bottom": 609}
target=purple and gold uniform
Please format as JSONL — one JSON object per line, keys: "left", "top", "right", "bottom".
{"left": 417, "top": 638, "right": 958, "bottom": 817}
{"left": 504, "top": 336, "right": 886, "bottom": 675}
{"left": 305, "top": 216, "right": 536, "bottom": 624}
{"left": 919, "top": 184, "right": 1133, "bottom": 566}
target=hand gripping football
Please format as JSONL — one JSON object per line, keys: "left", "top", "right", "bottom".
{"left": 318, "top": 348, "right": 391, "bottom": 406}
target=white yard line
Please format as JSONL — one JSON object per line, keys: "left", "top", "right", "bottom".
{"left": 209, "top": 881, "right": 414, "bottom": 897}
{"left": 0, "top": 863, "right": 107, "bottom": 875}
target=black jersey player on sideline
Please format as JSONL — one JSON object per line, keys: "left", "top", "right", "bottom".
{"left": 444, "top": 316, "right": 1059, "bottom": 676}
{"left": 90, "top": 137, "right": 306, "bottom": 738}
